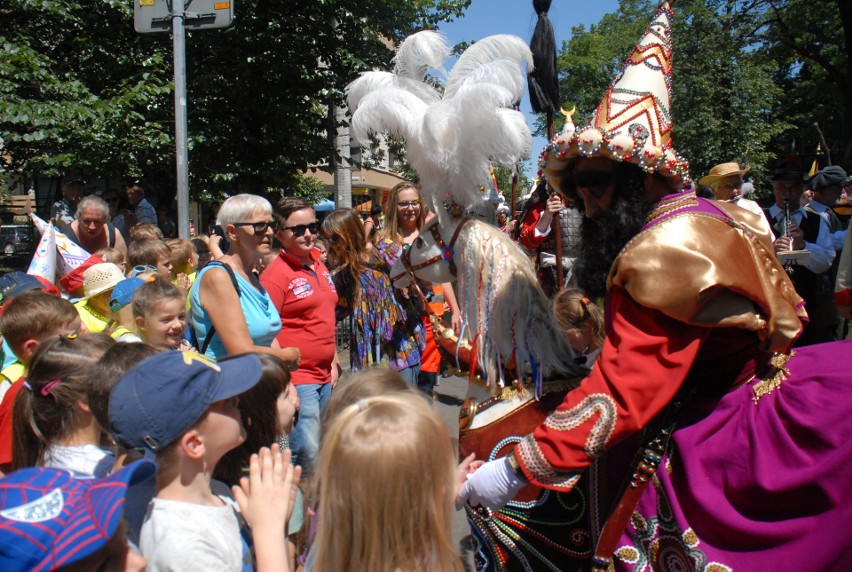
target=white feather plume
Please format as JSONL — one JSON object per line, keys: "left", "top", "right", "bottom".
{"left": 448, "top": 59, "right": 528, "bottom": 104}
{"left": 349, "top": 87, "right": 427, "bottom": 145}
{"left": 444, "top": 35, "right": 534, "bottom": 99}
{"left": 393, "top": 30, "right": 451, "bottom": 80}
{"left": 345, "top": 32, "right": 582, "bottom": 394}
{"left": 346, "top": 71, "right": 441, "bottom": 111}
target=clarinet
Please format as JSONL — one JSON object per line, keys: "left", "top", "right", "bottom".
{"left": 783, "top": 199, "right": 795, "bottom": 273}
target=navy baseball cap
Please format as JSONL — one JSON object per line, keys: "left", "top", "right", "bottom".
{"left": 0, "top": 459, "right": 155, "bottom": 571}
{"left": 108, "top": 351, "right": 263, "bottom": 457}
{"left": 0, "top": 272, "right": 42, "bottom": 304}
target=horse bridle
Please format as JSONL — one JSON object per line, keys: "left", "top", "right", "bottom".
{"left": 391, "top": 217, "right": 471, "bottom": 283}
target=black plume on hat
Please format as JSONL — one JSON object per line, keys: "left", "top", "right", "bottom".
{"left": 808, "top": 165, "right": 847, "bottom": 192}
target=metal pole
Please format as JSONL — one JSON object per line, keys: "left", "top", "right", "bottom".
{"left": 172, "top": 1, "right": 190, "bottom": 238}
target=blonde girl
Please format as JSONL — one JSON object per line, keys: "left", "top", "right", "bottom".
{"left": 552, "top": 287, "right": 605, "bottom": 365}
{"left": 310, "top": 392, "right": 464, "bottom": 572}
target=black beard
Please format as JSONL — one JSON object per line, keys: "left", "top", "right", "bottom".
{"left": 572, "top": 182, "right": 651, "bottom": 300}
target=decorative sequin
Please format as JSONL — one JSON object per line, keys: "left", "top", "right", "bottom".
{"left": 0, "top": 488, "right": 64, "bottom": 522}
{"left": 614, "top": 546, "right": 640, "bottom": 564}
{"left": 751, "top": 352, "right": 793, "bottom": 404}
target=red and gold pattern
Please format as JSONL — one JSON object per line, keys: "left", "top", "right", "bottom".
{"left": 539, "top": 2, "right": 689, "bottom": 189}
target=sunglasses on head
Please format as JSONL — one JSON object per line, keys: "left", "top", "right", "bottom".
{"left": 233, "top": 221, "right": 274, "bottom": 234}
{"left": 280, "top": 222, "right": 319, "bottom": 236}
{"left": 570, "top": 170, "right": 616, "bottom": 198}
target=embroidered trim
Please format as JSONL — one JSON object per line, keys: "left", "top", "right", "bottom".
{"left": 517, "top": 434, "right": 583, "bottom": 490}
{"left": 751, "top": 352, "right": 793, "bottom": 404}
{"left": 643, "top": 191, "right": 699, "bottom": 225}
{"left": 543, "top": 393, "right": 618, "bottom": 458}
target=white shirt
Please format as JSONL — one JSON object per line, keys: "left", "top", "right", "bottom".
{"left": 43, "top": 444, "right": 114, "bottom": 477}
{"left": 140, "top": 497, "right": 253, "bottom": 571}
{"left": 766, "top": 204, "right": 835, "bottom": 273}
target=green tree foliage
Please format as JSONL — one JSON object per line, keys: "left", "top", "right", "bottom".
{"left": 759, "top": 0, "right": 851, "bottom": 168}
{"left": 0, "top": 0, "right": 468, "bottom": 199}
{"left": 492, "top": 163, "right": 531, "bottom": 207}
{"left": 550, "top": 0, "right": 850, "bottom": 196}
{"left": 0, "top": 0, "right": 173, "bottom": 179}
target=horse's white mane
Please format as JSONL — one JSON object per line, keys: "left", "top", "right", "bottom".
{"left": 347, "top": 31, "right": 532, "bottom": 215}
{"left": 455, "top": 220, "right": 586, "bottom": 392}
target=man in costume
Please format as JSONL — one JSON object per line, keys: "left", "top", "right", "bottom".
{"left": 518, "top": 185, "right": 583, "bottom": 298}
{"left": 458, "top": 4, "right": 852, "bottom": 571}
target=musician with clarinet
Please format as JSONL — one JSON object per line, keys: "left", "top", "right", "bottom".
{"left": 763, "top": 157, "right": 836, "bottom": 345}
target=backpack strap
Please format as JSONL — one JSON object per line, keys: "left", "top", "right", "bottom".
{"left": 200, "top": 262, "right": 241, "bottom": 355}
{"left": 107, "top": 222, "right": 116, "bottom": 248}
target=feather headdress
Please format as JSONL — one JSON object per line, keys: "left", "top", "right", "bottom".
{"left": 347, "top": 31, "right": 533, "bottom": 218}
{"left": 347, "top": 31, "right": 586, "bottom": 393}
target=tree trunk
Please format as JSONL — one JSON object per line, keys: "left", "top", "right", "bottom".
{"left": 334, "top": 104, "right": 352, "bottom": 209}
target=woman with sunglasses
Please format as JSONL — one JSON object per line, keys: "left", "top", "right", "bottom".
{"left": 259, "top": 196, "right": 339, "bottom": 476}
{"left": 188, "top": 194, "right": 299, "bottom": 367}
{"left": 320, "top": 208, "right": 425, "bottom": 387}
{"left": 374, "top": 182, "right": 461, "bottom": 394}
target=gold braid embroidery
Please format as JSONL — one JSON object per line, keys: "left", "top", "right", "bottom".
{"left": 751, "top": 352, "right": 793, "bottom": 404}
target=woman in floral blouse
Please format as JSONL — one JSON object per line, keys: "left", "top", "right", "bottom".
{"left": 320, "top": 208, "right": 424, "bottom": 384}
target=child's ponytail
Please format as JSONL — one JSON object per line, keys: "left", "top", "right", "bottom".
{"left": 11, "top": 333, "right": 114, "bottom": 470}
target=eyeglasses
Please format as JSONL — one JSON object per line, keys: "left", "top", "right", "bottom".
{"left": 130, "top": 265, "right": 157, "bottom": 278}
{"left": 571, "top": 170, "right": 616, "bottom": 198}
{"left": 280, "top": 222, "right": 319, "bottom": 237}
{"left": 717, "top": 181, "right": 742, "bottom": 191}
{"left": 233, "top": 221, "right": 274, "bottom": 234}
{"left": 103, "top": 196, "right": 119, "bottom": 203}
{"left": 398, "top": 200, "right": 421, "bottom": 208}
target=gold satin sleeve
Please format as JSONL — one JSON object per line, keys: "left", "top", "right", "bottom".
{"left": 608, "top": 205, "right": 806, "bottom": 352}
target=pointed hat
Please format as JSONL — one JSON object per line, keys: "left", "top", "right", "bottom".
{"left": 539, "top": 2, "right": 688, "bottom": 188}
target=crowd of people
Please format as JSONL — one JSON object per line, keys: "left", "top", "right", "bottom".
{"left": 2, "top": 3, "right": 852, "bottom": 570}
{"left": 0, "top": 150, "right": 851, "bottom": 572}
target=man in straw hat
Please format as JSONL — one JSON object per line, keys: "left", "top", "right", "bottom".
{"left": 458, "top": 3, "right": 852, "bottom": 570}
{"left": 698, "top": 161, "right": 770, "bottom": 233}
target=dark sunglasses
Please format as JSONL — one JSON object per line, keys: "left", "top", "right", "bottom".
{"left": 233, "top": 221, "right": 274, "bottom": 234}
{"left": 571, "top": 170, "right": 616, "bottom": 198}
{"left": 280, "top": 222, "right": 319, "bottom": 236}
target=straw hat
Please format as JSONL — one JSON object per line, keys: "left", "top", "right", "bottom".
{"left": 82, "top": 263, "right": 125, "bottom": 298}
{"left": 697, "top": 162, "right": 750, "bottom": 188}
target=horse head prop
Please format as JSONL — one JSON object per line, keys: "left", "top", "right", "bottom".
{"left": 392, "top": 211, "right": 587, "bottom": 395}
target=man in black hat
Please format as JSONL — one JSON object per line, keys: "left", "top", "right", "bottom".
{"left": 806, "top": 165, "right": 848, "bottom": 252}
{"left": 763, "top": 158, "right": 837, "bottom": 344}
